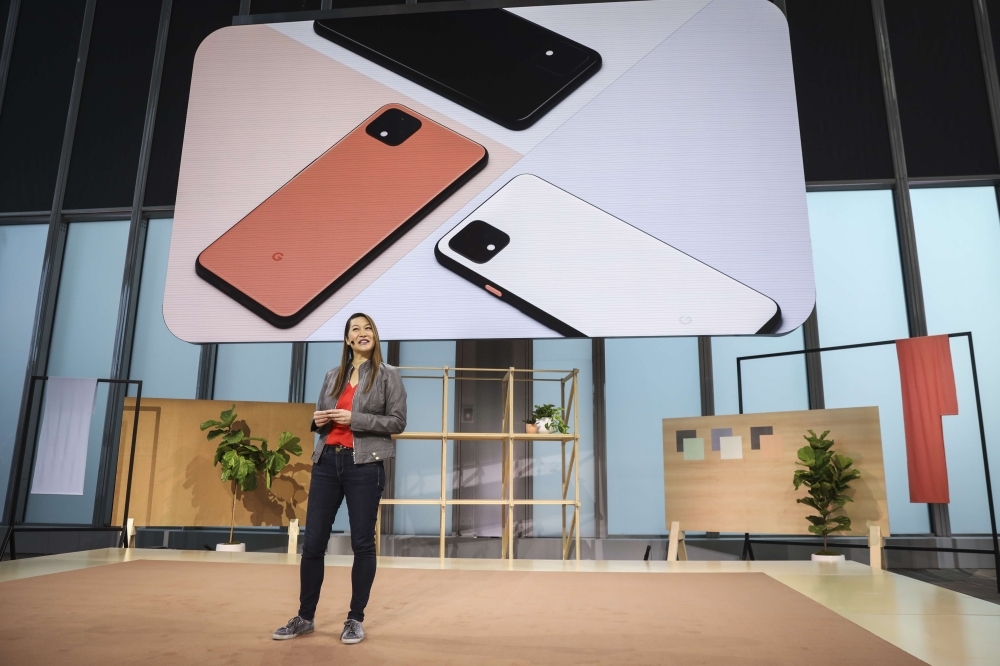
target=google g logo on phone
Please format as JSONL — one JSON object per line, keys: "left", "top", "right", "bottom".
{"left": 272, "top": 252, "right": 283, "bottom": 261}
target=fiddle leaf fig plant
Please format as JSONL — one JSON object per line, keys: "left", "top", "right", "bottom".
{"left": 792, "top": 430, "right": 862, "bottom": 555}
{"left": 200, "top": 405, "right": 303, "bottom": 544}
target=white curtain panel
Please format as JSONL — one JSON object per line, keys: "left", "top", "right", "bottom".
{"left": 30, "top": 377, "right": 98, "bottom": 496}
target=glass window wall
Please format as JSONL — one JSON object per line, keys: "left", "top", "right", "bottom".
{"left": 213, "top": 343, "right": 292, "bottom": 403}
{"left": 604, "top": 338, "right": 697, "bottom": 536}
{"left": 26, "top": 220, "right": 129, "bottom": 524}
{"left": 912, "top": 186, "right": 1000, "bottom": 534}
{"left": 533, "top": 339, "right": 594, "bottom": 537}
{"left": 129, "top": 219, "right": 200, "bottom": 398}
{"left": 0, "top": 224, "right": 48, "bottom": 516}
{"left": 712, "top": 332, "right": 808, "bottom": 417}
{"left": 394, "top": 341, "right": 455, "bottom": 536}
{"left": 809, "top": 190, "right": 927, "bottom": 534}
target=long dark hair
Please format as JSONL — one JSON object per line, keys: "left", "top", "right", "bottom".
{"left": 330, "top": 313, "right": 382, "bottom": 397}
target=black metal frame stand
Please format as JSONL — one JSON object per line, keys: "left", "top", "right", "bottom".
{"left": 735, "top": 332, "right": 1000, "bottom": 592}
{"left": 1, "top": 376, "right": 142, "bottom": 560}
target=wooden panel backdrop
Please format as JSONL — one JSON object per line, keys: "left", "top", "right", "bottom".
{"left": 661, "top": 407, "right": 890, "bottom": 536}
{"left": 112, "top": 398, "right": 315, "bottom": 527}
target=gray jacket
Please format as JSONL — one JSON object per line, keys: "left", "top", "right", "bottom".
{"left": 310, "top": 360, "right": 407, "bottom": 464}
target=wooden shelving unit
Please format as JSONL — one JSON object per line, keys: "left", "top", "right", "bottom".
{"left": 375, "top": 366, "right": 581, "bottom": 560}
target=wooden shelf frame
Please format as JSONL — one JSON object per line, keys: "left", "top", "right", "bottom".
{"left": 373, "top": 366, "right": 581, "bottom": 561}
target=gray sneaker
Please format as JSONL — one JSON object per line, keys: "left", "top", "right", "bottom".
{"left": 341, "top": 619, "right": 365, "bottom": 644}
{"left": 272, "top": 616, "right": 314, "bottom": 640}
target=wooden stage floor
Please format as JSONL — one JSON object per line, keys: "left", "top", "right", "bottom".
{"left": 1, "top": 548, "right": 997, "bottom": 665}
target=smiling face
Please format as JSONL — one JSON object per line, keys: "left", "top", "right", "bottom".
{"left": 345, "top": 316, "right": 376, "bottom": 358}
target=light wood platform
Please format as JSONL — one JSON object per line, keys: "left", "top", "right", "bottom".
{"left": 1, "top": 548, "right": 997, "bottom": 665}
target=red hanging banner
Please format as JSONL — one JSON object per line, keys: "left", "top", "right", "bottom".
{"left": 896, "top": 335, "right": 958, "bottom": 504}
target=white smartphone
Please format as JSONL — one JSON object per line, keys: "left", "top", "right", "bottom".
{"left": 435, "top": 175, "right": 780, "bottom": 337}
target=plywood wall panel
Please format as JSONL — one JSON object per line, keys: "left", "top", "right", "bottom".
{"left": 112, "top": 398, "right": 315, "bottom": 527}
{"left": 661, "top": 407, "right": 889, "bottom": 536}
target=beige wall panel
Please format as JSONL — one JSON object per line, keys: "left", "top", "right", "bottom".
{"left": 113, "top": 398, "right": 315, "bottom": 527}
{"left": 661, "top": 407, "right": 889, "bottom": 536}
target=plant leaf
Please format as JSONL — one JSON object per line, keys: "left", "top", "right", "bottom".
{"left": 278, "top": 432, "right": 302, "bottom": 452}
{"left": 796, "top": 497, "right": 821, "bottom": 510}
{"left": 240, "top": 473, "right": 257, "bottom": 492}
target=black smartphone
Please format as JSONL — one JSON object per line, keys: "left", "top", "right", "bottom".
{"left": 314, "top": 9, "right": 602, "bottom": 131}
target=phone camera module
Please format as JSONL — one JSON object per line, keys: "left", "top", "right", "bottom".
{"left": 367, "top": 107, "right": 422, "bottom": 146}
{"left": 533, "top": 41, "right": 587, "bottom": 77}
{"left": 449, "top": 220, "right": 510, "bottom": 264}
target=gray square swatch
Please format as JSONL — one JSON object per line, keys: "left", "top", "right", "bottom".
{"left": 750, "top": 426, "right": 773, "bottom": 450}
{"left": 676, "top": 429, "right": 696, "bottom": 452}
{"left": 711, "top": 427, "right": 732, "bottom": 452}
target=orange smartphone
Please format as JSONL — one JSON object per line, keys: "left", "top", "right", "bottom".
{"left": 196, "top": 104, "right": 488, "bottom": 328}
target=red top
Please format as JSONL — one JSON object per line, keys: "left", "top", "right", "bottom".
{"left": 325, "top": 382, "right": 357, "bottom": 448}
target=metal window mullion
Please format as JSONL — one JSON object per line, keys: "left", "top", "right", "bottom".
{"left": 872, "top": 0, "right": 949, "bottom": 536}
{"left": 0, "top": 0, "right": 20, "bottom": 119}
{"left": 974, "top": 0, "right": 1000, "bottom": 167}
{"left": 802, "top": 307, "right": 825, "bottom": 410}
{"left": 973, "top": 12, "right": 1000, "bottom": 533}
{"left": 697, "top": 336, "right": 714, "bottom": 417}
{"left": 94, "top": 0, "right": 174, "bottom": 526}
{"left": 3, "top": 0, "right": 97, "bottom": 525}
{"left": 591, "top": 338, "right": 607, "bottom": 539}
{"left": 196, "top": 344, "right": 218, "bottom": 400}
{"left": 765, "top": 0, "right": 823, "bottom": 413}
{"left": 871, "top": 0, "right": 928, "bottom": 340}
{"left": 973, "top": 1, "right": 1000, "bottom": 174}
{"left": 289, "top": 342, "right": 307, "bottom": 403}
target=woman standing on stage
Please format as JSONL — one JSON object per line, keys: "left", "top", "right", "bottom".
{"left": 273, "top": 313, "right": 406, "bottom": 645}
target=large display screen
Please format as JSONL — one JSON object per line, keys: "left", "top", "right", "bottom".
{"left": 164, "top": 0, "right": 813, "bottom": 342}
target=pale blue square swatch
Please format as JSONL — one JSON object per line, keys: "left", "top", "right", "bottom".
{"left": 682, "top": 437, "right": 705, "bottom": 461}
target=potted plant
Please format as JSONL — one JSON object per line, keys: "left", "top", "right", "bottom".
{"left": 200, "top": 405, "right": 303, "bottom": 552}
{"left": 793, "top": 429, "right": 862, "bottom": 562}
{"left": 526, "top": 403, "right": 570, "bottom": 435}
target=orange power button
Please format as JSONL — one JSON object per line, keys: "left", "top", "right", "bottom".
{"left": 485, "top": 285, "right": 502, "bottom": 298}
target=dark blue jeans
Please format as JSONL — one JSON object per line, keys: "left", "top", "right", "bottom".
{"left": 298, "top": 447, "right": 384, "bottom": 622}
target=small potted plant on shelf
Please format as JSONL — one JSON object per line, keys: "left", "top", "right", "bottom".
{"left": 201, "top": 405, "right": 303, "bottom": 552}
{"left": 526, "top": 403, "right": 570, "bottom": 435}
{"left": 793, "top": 429, "right": 862, "bottom": 562}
